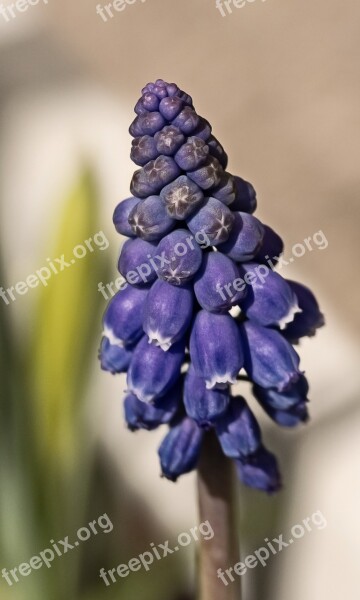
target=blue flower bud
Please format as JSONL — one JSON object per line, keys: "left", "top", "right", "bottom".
{"left": 186, "top": 197, "right": 235, "bottom": 245}
{"left": 194, "top": 251, "right": 246, "bottom": 313}
{"left": 158, "top": 417, "right": 203, "bottom": 481}
{"left": 191, "top": 117, "right": 212, "bottom": 141}
{"left": 129, "top": 111, "right": 166, "bottom": 137}
{"left": 240, "top": 321, "right": 301, "bottom": 391}
{"left": 236, "top": 446, "right": 282, "bottom": 493}
{"left": 254, "top": 224, "right": 284, "bottom": 267}
{"left": 99, "top": 337, "right": 133, "bottom": 374}
{"left": 102, "top": 285, "right": 149, "bottom": 347}
{"left": 216, "top": 396, "right": 261, "bottom": 458}
{"left": 159, "top": 96, "right": 184, "bottom": 120}
{"left": 113, "top": 196, "right": 141, "bottom": 237}
{"left": 231, "top": 177, "right": 257, "bottom": 213}
{"left": 156, "top": 229, "right": 203, "bottom": 285}
{"left": 183, "top": 365, "right": 230, "bottom": 427}
{"left": 172, "top": 106, "right": 200, "bottom": 134}
{"left": 239, "top": 263, "right": 300, "bottom": 328}
{"left": 190, "top": 310, "right": 244, "bottom": 388}
{"left": 124, "top": 387, "right": 181, "bottom": 431}
{"left": 283, "top": 281, "right": 325, "bottom": 343}
{"left": 174, "top": 136, "right": 209, "bottom": 171}
{"left": 127, "top": 336, "right": 185, "bottom": 402}
{"left": 217, "top": 212, "right": 264, "bottom": 261}
{"left": 128, "top": 195, "right": 175, "bottom": 241}
{"left": 211, "top": 172, "right": 236, "bottom": 206}
{"left": 118, "top": 238, "right": 158, "bottom": 286}
{"left": 187, "top": 156, "right": 223, "bottom": 190}
{"left": 154, "top": 125, "right": 185, "bottom": 156}
{"left": 143, "top": 279, "right": 193, "bottom": 350}
{"left": 253, "top": 374, "right": 309, "bottom": 410}
{"left": 130, "top": 156, "right": 181, "bottom": 198}
{"left": 130, "top": 135, "right": 158, "bottom": 166}
{"left": 207, "top": 135, "right": 228, "bottom": 169}
{"left": 135, "top": 92, "right": 159, "bottom": 115}
{"left": 160, "top": 175, "right": 204, "bottom": 219}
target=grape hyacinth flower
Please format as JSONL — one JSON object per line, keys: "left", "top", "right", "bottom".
{"left": 99, "top": 81, "right": 326, "bottom": 600}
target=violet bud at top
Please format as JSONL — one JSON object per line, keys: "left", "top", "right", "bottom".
{"left": 129, "top": 111, "right": 166, "bottom": 137}
{"left": 240, "top": 321, "right": 302, "bottom": 391}
{"left": 174, "top": 136, "right": 209, "bottom": 171}
{"left": 130, "top": 156, "right": 181, "bottom": 198}
{"left": 113, "top": 196, "right": 141, "bottom": 237}
{"left": 216, "top": 396, "right": 262, "bottom": 458}
{"left": 183, "top": 365, "right": 230, "bottom": 427}
{"left": 172, "top": 106, "right": 200, "bottom": 135}
{"left": 236, "top": 446, "right": 282, "bottom": 493}
{"left": 135, "top": 92, "right": 160, "bottom": 115}
{"left": 190, "top": 310, "right": 244, "bottom": 389}
{"left": 207, "top": 135, "right": 228, "bottom": 169}
{"left": 282, "top": 280, "right": 325, "bottom": 342}
{"left": 194, "top": 251, "right": 247, "bottom": 313}
{"left": 128, "top": 195, "right": 175, "bottom": 241}
{"left": 254, "top": 224, "right": 284, "bottom": 267}
{"left": 154, "top": 126, "right": 185, "bottom": 156}
{"left": 102, "top": 285, "right": 149, "bottom": 347}
{"left": 187, "top": 156, "right": 223, "bottom": 190}
{"left": 231, "top": 176, "right": 257, "bottom": 213}
{"left": 127, "top": 336, "right": 185, "bottom": 403}
{"left": 143, "top": 279, "right": 193, "bottom": 350}
{"left": 239, "top": 263, "right": 300, "bottom": 328}
{"left": 160, "top": 175, "right": 204, "bottom": 220}
{"left": 156, "top": 229, "right": 203, "bottom": 285}
{"left": 211, "top": 172, "right": 236, "bottom": 206}
{"left": 159, "top": 96, "right": 184, "bottom": 120}
{"left": 191, "top": 117, "right": 212, "bottom": 141}
{"left": 130, "top": 135, "right": 158, "bottom": 166}
{"left": 217, "top": 212, "right": 264, "bottom": 261}
{"left": 186, "top": 197, "right": 235, "bottom": 246}
{"left": 158, "top": 417, "right": 204, "bottom": 481}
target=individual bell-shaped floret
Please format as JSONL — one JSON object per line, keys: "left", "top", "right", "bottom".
{"left": 102, "top": 285, "right": 149, "bottom": 347}
{"left": 282, "top": 281, "right": 325, "bottom": 343}
{"left": 113, "top": 196, "right": 141, "bottom": 237}
{"left": 194, "top": 251, "right": 247, "bottom": 313}
{"left": 187, "top": 156, "right": 223, "bottom": 190}
{"left": 118, "top": 238, "right": 158, "bottom": 286}
{"left": 186, "top": 197, "right": 235, "bottom": 245}
{"left": 156, "top": 229, "right": 203, "bottom": 285}
{"left": 124, "top": 385, "right": 181, "bottom": 431}
{"left": 160, "top": 175, "right": 204, "bottom": 220}
{"left": 236, "top": 446, "right": 282, "bottom": 493}
{"left": 158, "top": 416, "right": 204, "bottom": 481}
{"left": 216, "top": 396, "right": 262, "bottom": 458}
{"left": 231, "top": 176, "right": 257, "bottom": 213}
{"left": 130, "top": 156, "right": 181, "bottom": 198}
{"left": 174, "top": 136, "right": 209, "bottom": 171}
{"left": 217, "top": 212, "right": 264, "bottom": 261}
{"left": 254, "top": 224, "right": 284, "bottom": 267}
{"left": 99, "top": 337, "right": 133, "bottom": 374}
{"left": 183, "top": 365, "right": 230, "bottom": 427}
{"left": 128, "top": 195, "right": 175, "bottom": 241}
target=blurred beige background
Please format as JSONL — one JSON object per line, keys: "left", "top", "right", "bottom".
{"left": 1, "top": 0, "right": 360, "bottom": 598}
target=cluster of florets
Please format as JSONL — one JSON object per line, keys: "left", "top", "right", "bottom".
{"left": 99, "top": 79, "right": 324, "bottom": 492}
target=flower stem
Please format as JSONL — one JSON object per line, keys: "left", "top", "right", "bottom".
{"left": 197, "top": 431, "right": 242, "bottom": 600}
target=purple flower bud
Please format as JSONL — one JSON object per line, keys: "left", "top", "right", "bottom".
{"left": 254, "top": 224, "right": 284, "bottom": 267}
{"left": 156, "top": 229, "right": 203, "bottom": 285}
{"left": 128, "top": 195, "right": 175, "bottom": 241}
{"left": 186, "top": 197, "right": 234, "bottom": 246}
{"left": 216, "top": 396, "right": 262, "bottom": 458}
{"left": 129, "top": 112, "right": 166, "bottom": 137}
{"left": 183, "top": 365, "right": 230, "bottom": 427}
{"left": 113, "top": 196, "right": 141, "bottom": 237}
{"left": 194, "top": 251, "right": 246, "bottom": 313}
{"left": 190, "top": 310, "right": 244, "bottom": 388}
{"left": 166, "top": 82, "right": 180, "bottom": 97}
{"left": 153, "top": 83, "right": 168, "bottom": 99}
{"left": 99, "top": 337, "right": 133, "bottom": 374}
{"left": 154, "top": 126, "right": 185, "bottom": 156}
{"left": 211, "top": 172, "right": 236, "bottom": 206}
{"left": 124, "top": 387, "right": 180, "bottom": 431}
{"left": 217, "top": 212, "right": 264, "bottom": 261}
{"left": 127, "top": 336, "right": 185, "bottom": 402}
{"left": 283, "top": 281, "right": 325, "bottom": 343}
{"left": 159, "top": 96, "right": 184, "bottom": 120}
{"left": 187, "top": 156, "right": 223, "bottom": 190}
{"left": 143, "top": 279, "right": 193, "bottom": 350}
{"left": 240, "top": 321, "right": 302, "bottom": 391}
{"left": 172, "top": 106, "right": 200, "bottom": 134}
{"left": 130, "top": 135, "right": 158, "bottom": 166}
{"left": 158, "top": 417, "right": 203, "bottom": 481}
{"left": 160, "top": 175, "right": 204, "bottom": 220}
{"left": 239, "top": 263, "right": 300, "bottom": 328}
{"left": 102, "top": 286, "right": 149, "bottom": 347}
{"left": 253, "top": 374, "right": 309, "bottom": 411}
{"left": 135, "top": 92, "right": 159, "bottom": 115}
{"left": 207, "top": 135, "right": 228, "bottom": 169}
{"left": 236, "top": 446, "right": 282, "bottom": 493}
{"left": 231, "top": 177, "right": 257, "bottom": 213}
{"left": 118, "top": 238, "right": 158, "bottom": 286}
{"left": 191, "top": 117, "right": 212, "bottom": 141}
{"left": 130, "top": 156, "right": 181, "bottom": 198}
{"left": 174, "top": 137, "right": 209, "bottom": 171}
